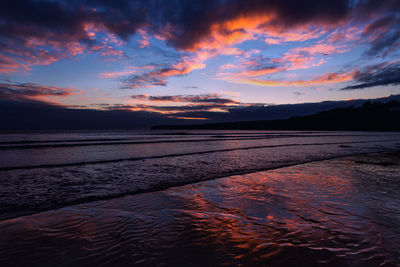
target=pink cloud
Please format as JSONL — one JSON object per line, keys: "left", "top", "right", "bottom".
{"left": 290, "top": 43, "right": 347, "bottom": 56}
{"left": 0, "top": 54, "right": 30, "bottom": 73}
{"left": 137, "top": 29, "right": 151, "bottom": 48}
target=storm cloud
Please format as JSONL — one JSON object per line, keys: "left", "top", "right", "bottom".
{"left": 341, "top": 62, "right": 400, "bottom": 90}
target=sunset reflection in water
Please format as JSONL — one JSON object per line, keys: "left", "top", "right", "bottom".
{"left": 1, "top": 155, "right": 399, "bottom": 266}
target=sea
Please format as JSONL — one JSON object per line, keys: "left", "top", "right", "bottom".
{"left": 0, "top": 130, "right": 400, "bottom": 266}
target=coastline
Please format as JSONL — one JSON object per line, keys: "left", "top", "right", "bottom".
{"left": 1, "top": 150, "right": 399, "bottom": 266}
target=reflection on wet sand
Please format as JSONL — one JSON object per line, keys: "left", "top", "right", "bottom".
{"left": 1, "top": 152, "right": 399, "bottom": 266}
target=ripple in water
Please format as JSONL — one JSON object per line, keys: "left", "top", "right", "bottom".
{"left": 0, "top": 152, "right": 399, "bottom": 266}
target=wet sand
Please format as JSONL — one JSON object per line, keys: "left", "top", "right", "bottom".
{"left": 1, "top": 151, "right": 399, "bottom": 266}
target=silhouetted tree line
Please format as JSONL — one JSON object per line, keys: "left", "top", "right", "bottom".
{"left": 152, "top": 101, "right": 400, "bottom": 131}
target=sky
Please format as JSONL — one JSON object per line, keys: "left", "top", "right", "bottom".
{"left": 1, "top": 0, "right": 400, "bottom": 124}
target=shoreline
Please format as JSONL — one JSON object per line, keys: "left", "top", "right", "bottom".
{"left": 1, "top": 150, "right": 399, "bottom": 266}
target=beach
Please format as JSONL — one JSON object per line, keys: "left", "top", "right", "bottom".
{"left": 1, "top": 150, "right": 399, "bottom": 266}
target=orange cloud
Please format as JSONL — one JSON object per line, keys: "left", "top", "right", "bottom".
{"left": 221, "top": 66, "right": 282, "bottom": 79}
{"left": 237, "top": 71, "right": 355, "bottom": 87}
{"left": 177, "top": 12, "right": 327, "bottom": 56}
{"left": 161, "top": 55, "right": 206, "bottom": 77}
{"left": 167, "top": 116, "right": 208, "bottom": 120}
{"left": 98, "top": 68, "right": 137, "bottom": 79}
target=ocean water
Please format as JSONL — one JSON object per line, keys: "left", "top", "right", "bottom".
{"left": 1, "top": 130, "right": 400, "bottom": 221}
{"left": 0, "top": 151, "right": 399, "bottom": 266}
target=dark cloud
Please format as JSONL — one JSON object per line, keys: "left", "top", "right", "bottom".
{"left": 0, "top": 0, "right": 351, "bottom": 57}
{"left": 121, "top": 61, "right": 193, "bottom": 89}
{"left": 134, "top": 94, "right": 240, "bottom": 104}
{"left": 130, "top": 94, "right": 148, "bottom": 100}
{"left": 240, "top": 55, "right": 284, "bottom": 75}
{"left": 354, "top": 0, "right": 400, "bottom": 19}
{"left": 361, "top": 16, "right": 400, "bottom": 57}
{"left": 153, "top": 0, "right": 350, "bottom": 50}
{"left": 352, "top": 0, "right": 400, "bottom": 57}
{"left": 1, "top": 0, "right": 397, "bottom": 57}
{"left": 129, "top": 93, "right": 243, "bottom": 114}
{"left": 341, "top": 62, "right": 400, "bottom": 90}
{"left": 0, "top": 81, "right": 76, "bottom": 101}
{"left": 122, "top": 72, "right": 168, "bottom": 89}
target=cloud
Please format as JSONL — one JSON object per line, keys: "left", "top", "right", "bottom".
{"left": 92, "top": 102, "right": 231, "bottom": 114}
{"left": 132, "top": 94, "right": 240, "bottom": 105}
{"left": 0, "top": 1, "right": 93, "bottom": 70}
{"left": 98, "top": 69, "right": 137, "bottom": 79}
{"left": 0, "top": 0, "right": 352, "bottom": 73}
{"left": 0, "top": 43, "right": 69, "bottom": 73}
{"left": 0, "top": 83, "right": 72, "bottom": 96}
{"left": 123, "top": 93, "right": 249, "bottom": 115}
{"left": 327, "top": 27, "right": 362, "bottom": 43}
{"left": 98, "top": 46, "right": 126, "bottom": 61}
{"left": 289, "top": 43, "right": 347, "bottom": 56}
{"left": 218, "top": 55, "right": 285, "bottom": 81}
{"left": 130, "top": 94, "right": 148, "bottom": 100}
{"left": 341, "top": 61, "right": 400, "bottom": 90}
{"left": 353, "top": 0, "right": 400, "bottom": 56}
{"left": 121, "top": 55, "right": 206, "bottom": 89}
{"left": 0, "top": 1, "right": 138, "bottom": 71}
{"left": 0, "top": 54, "right": 30, "bottom": 73}
{"left": 272, "top": 43, "right": 348, "bottom": 71}
{"left": 123, "top": 72, "right": 168, "bottom": 89}
{"left": 218, "top": 44, "right": 347, "bottom": 83}
{"left": 0, "top": 82, "right": 80, "bottom": 105}
{"left": 361, "top": 16, "right": 400, "bottom": 57}
{"left": 1, "top": 0, "right": 399, "bottom": 91}
{"left": 155, "top": 0, "right": 350, "bottom": 51}
{"left": 137, "top": 29, "right": 151, "bottom": 48}
{"left": 237, "top": 71, "right": 354, "bottom": 87}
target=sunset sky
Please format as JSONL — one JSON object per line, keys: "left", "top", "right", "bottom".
{"left": 1, "top": 0, "right": 400, "bottom": 123}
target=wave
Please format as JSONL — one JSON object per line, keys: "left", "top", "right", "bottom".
{"left": 0, "top": 133, "right": 391, "bottom": 150}
{"left": 0, "top": 152, "right": 377, "bottom": 221}
{"left": 1, "top": 138, "right": 399, "bottom": 171}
